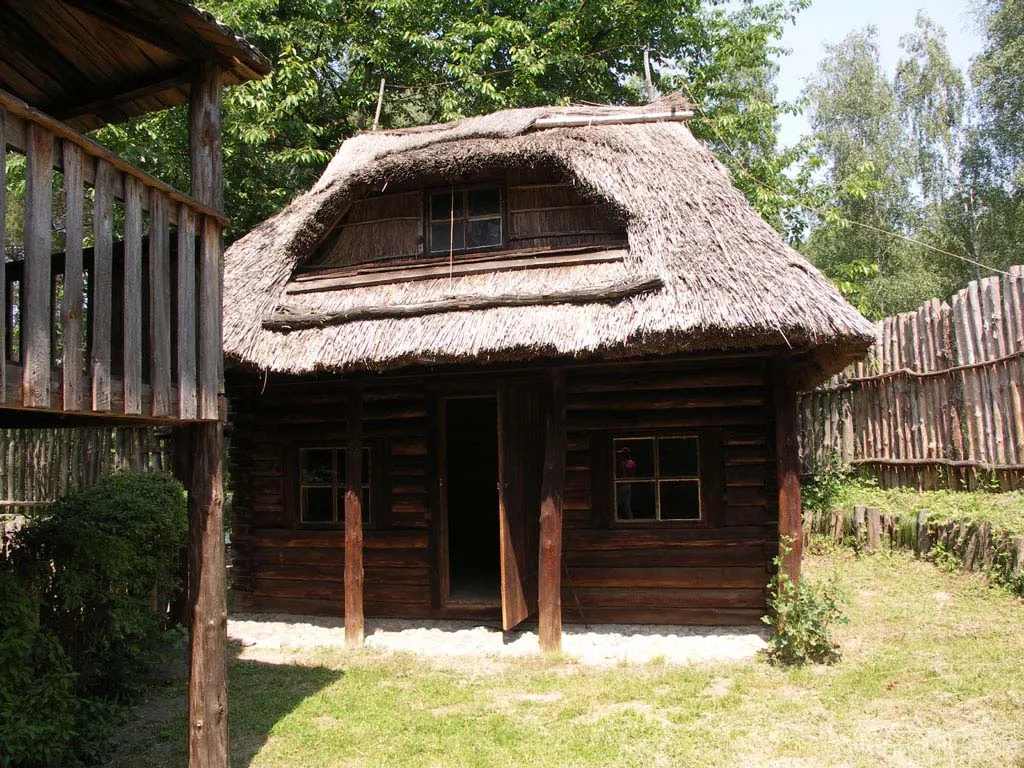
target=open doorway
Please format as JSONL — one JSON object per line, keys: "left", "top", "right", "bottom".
{"left": 445, "top": 397, "right": 500, "bottom": 604}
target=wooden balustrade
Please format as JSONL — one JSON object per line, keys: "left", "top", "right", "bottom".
{"left": 0, "top": 89, "right": 223, "bottom": 422}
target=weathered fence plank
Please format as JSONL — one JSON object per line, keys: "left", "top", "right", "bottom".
{"left": 800, "top": 267, "right": 1024, "bottom": 491}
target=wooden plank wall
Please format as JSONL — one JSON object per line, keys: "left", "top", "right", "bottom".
{"left": 306, "top": 168, "right": 626, "bottom": 270}
{"left": 229, "top": 356, "right": 777, "bottom": 625}
{"left": 0, "top": 426, "right": 171, "bottom": 512}
{"left": 798, "top": 266, "right": 1024, "bottom": 490}
{"left": 0, "top": 91, "right": 221, "bottom": 423}
{"left": 229, "top": 381, "right": 434, "bottom": 616}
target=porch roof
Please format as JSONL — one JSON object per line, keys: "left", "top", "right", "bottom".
{"left": 0, "top": 0, "right": 270, "bottom": 131}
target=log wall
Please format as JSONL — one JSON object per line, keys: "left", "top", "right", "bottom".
{"left": 798, "top": 266, "right": 1024, "bottom": 490}
{"left": 229, "top": 355, "right": 779, "bottom": 625}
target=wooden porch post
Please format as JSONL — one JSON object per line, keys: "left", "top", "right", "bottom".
{"left": 182, "top": 60, "right": 229, "bottom": 768}
{"left": 538, "top": 369, "right": 566, "bottom": 652}
{"left": 773, "top": 360, "right": 803, "bottom": 584}
{"left": 345, "top": 388, "right": 365, "bottom": 648}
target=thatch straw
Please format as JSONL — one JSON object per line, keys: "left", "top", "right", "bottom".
{"left": 224, "top": 98, "right": 875, "bottom": 385}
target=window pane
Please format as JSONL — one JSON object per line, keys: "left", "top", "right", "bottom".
{"left": 430, "top": 191, "right": 463, "bottom": 221}
{"left": 660, "top": 480, "right": 701, "bottom": 520}
{"left": 617, "top": 480, "right": 656, "bottom": 520}
{"left": 362, "top": 488, "right": 371, "bottom": 525}
{"left": 301, "top": 449, "right": 334, "bottom": 484}
{"left": 467, "top": 187, "right": 501, "bottom": 217}
{"left": 430, "top": 221, "right": 464, "bottom": 253}
{"left": 302, "top": 487, "right": 335, "bottom": 523}
{"left": 467, "top": 218, "right": 501, "bottom": 248}
{"left": 614, "top": 438, "right": 654, "bottom": 479}
{"left": 659, "top": 437, "right": 699, "bottom": 477}
{"left": 363, "top": 447, "right": 372, "bottom": 486}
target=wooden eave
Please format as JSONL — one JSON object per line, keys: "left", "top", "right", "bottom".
{"left": 0, "top": 0, "right": 269, "bottom": 131}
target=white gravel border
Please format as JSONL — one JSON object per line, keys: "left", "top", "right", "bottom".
{"left": 228, "top": 614, "right": 767, "bottom": 666}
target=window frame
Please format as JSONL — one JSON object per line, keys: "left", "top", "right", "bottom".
{"left": 608, "top": 432, "right": 713, "bottom": 527}
{"left": 297, "top": 445, "right": 373, "bottom": 527}
{"left": 426, "top": 184, "right": 506, "bottom": 256}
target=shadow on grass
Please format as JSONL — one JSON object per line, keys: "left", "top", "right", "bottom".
{"left": 106, "top": 641, "right": 344, "bottom": 768}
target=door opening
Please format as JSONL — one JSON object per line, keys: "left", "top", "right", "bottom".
{"left": 445, "top": 397, "right": 500, "bottom": 604}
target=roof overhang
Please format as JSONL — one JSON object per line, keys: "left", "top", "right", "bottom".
{"left": 0, "top": 0, "right": 270, "bottom": 131}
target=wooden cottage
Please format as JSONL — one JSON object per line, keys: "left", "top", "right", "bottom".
{"left": 224, "top": 100, "right": 875, "bottom": 650}
{"left": 0, "top": 1, "right": 269, "bottom": 763}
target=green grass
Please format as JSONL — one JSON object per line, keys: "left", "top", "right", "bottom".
{"left": 107, "top": 551, "right": 1024, "bottom": 768}
{"left": 833, "top": 480, "right": 1024, "bottom": 534}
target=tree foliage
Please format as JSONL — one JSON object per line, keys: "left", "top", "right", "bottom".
{"left": 93, "top": 0, "right": 807, "bottom": 239}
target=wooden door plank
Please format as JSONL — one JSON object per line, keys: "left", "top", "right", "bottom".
{"left": 22, "top": 123, "right": 53, "bottom": 408}
{"left": 123, "top": 176, "right": 143, "bottom": 414}
{"left": 197, "top": 216, "right": 220, "bottom": 420}
{"left": 345, "top": 389, "right": 365, "bottom": 648}
{"left": 91, "top": 160, "right": 114, "bottom": 411}
{"left": 149, "top": 188, "right": 173, "bottom": 417}
{"left": 177, "top": 206, "right": 198, "bottom": 420}
{"left": 498, "top": 387, "right": 529, "bottom": 630}
{"left": 538, "top": 369, "right": 566, "bottom": 652}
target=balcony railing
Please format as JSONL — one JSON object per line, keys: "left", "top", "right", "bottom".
{"left": 0, "top": 89, "right": 222, "bottom": 422}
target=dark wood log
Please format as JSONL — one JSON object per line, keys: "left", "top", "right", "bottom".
{"left": 773, "top": 361, "right": 803, "bottom": 584}
{"left": 345, "top": 389, "right": 365, "bottom": 648}
{"left": 263, "top": 276, "right": 663, "bottom": 331}
{"left": 177, "top": 207, "right": 198, "bottom": 419}
{"left": 184, "top": 422, "right": 227, "bottom": 768}
{"left": 539, "top": 369, "right": 566, "bottom": 652}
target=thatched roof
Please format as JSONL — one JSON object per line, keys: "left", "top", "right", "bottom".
{"left": 224, "top": 99, "right": 875, "bottom": 385}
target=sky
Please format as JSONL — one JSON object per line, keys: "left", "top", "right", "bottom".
{"left": 773, "top": 0, "right": 985, "bottom": 148}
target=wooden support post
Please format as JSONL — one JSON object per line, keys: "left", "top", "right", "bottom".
{"left": 866, "top": 506, "right": 881, "bottom": 552}
{"left": 916, "top": 509, "right": 931, "bottom": 557}
{"left": 345, "top": 389, "right": 365, "bottom": 649}
{"left": 185, "top": 422, "right": 227, "bottom": 768}
{"left": 186, "top": 61, "right": 228, "bottom": 768}
{"left": 538, "top": 369, "right": 566, "bottom": 653}
{"left": 773, "top": 361, "right": 803, "bottom": 584}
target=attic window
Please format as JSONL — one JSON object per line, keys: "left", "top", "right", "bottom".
{"left": 429, "top": 187, "right": 503, "bottom": 254}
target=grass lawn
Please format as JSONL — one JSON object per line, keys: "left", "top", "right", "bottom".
{"left": 109, "top": 548, "right": 1024, "bottom": 768}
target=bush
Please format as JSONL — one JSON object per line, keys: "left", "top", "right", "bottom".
{"left": 763, "top": 538, "right": 847, "bottom": 666}
{"left": 10, "top": 472, "right": 187, "bottom": 701}
{"left": 801, "top": 452, "right": 855, "bottom": 519}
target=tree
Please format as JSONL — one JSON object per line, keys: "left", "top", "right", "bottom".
{"left": 92, "top": 0, "right": 808, "bottom": 240}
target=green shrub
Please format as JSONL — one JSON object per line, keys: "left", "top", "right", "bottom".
{"left": 10, "top": 472, "right": 187, "bottom": 701}
{"left": 763, "top": 538, "right": 847, "bottom": 666}
{"left": 801, "top": 453, "right": 855, "bottom": 519}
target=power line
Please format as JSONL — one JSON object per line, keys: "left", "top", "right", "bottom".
{"left": 675, "top": 82, "right": 1011, "bottom": 278}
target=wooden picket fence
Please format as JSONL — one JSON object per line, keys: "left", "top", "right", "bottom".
{"left": 0, "top": 426, "right": 171, "bottom": 514}
{"left": 799, "top": 265, "right": 1024, "bottom": 490}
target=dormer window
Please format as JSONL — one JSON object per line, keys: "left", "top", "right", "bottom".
{"left": 429, "top": 186, "right": 503, "bottom": 254}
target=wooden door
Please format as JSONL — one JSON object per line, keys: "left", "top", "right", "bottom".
{"left": 497, "top": 382, "right": 546, "bottom": 630}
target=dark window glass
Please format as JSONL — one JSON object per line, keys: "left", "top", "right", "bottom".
{"left": 617, "top": 481, "right": 656, "bottom": 520}
{"left": 467, "top": 218, "right": 502, "bottom": 248}
{"left": 300, "top": 447, "right": 372, "bottom": 525}
{"left": 468, "top": 187, "right": 501, "bottom": 217}
{"left": 302, "top": 487, "right": 334, "bottom": 523}
{"left": 615, "top": 438, "right": 655, "bottom": 479}
{"left": 430, "top": 221, "right": 465, "bottom": 253}
{"left": 430, "top": 191, "right": 463, "bottom": 220}
{"left": 660, "top": 480, "right": 701, "bottom": 520}
{"left": 659, "top": 437, "right": 699, "bottom": 477}
{"left": 301, "top": 449, "right": 333, "bottom": 484}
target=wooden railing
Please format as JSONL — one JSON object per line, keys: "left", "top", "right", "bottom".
{"left": 0, "top": 89, "right": 223, "bottom": 422}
